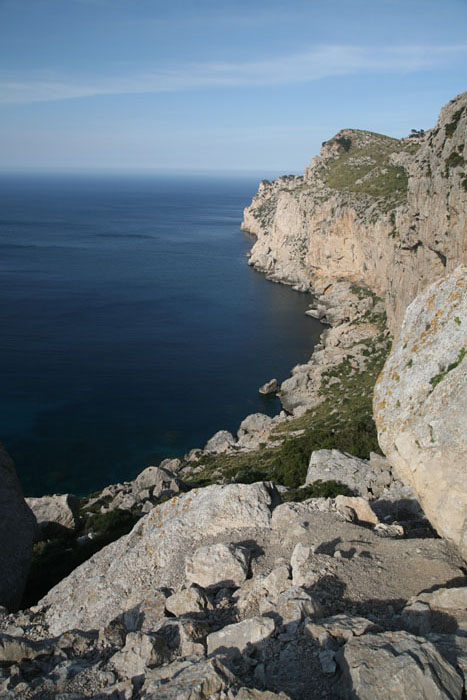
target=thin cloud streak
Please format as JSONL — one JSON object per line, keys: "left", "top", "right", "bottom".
{"left": 1, "top": 44, "right": 466, "bottom": 104}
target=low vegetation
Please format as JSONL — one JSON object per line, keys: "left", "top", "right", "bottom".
{"left": 21, "top": 507, "right": 142, "bottom": 608}
{"left": 322, "top": 132, "right": 418, "bottom": 207}
{"left": 187, "top": 297, "right": 390, "bottom": 491}
{"left": 430, "top": 347, "right": 466, "bottom": 390}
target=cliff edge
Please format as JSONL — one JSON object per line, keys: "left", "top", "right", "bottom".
{"left": 242, "top": 92, "right": 467, "bottom": 335}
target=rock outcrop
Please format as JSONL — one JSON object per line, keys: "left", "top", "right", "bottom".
{"left": 38, "top": 482, "right": 275, "bottom": 635}
{"left": 2, "top": 484, "right": 466, "bottom": 699}
{"left": 242, "top": 92, "right": 466, "bottom": 335}
{"left": 26, "top": 494, "right": 80, "bottom": 539}
{"left": 0, "top": 445, "right": 37, "bottom": 610}
{"left": 374, "top": 266, "right": 467, "bottom": 557}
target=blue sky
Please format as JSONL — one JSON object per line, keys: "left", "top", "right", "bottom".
{"left": 0, "top": 0, "right": 466, "bottom": 173}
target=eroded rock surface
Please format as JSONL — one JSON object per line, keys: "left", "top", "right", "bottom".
{"left": 242, "top": 92, "right": 467, "bottom": 335}
{"left": 374, "top": 266, "right": 467, "bottom": 557}
{"left": 38, "top": 482, "right": 275, "bottom": 635}
{"left": 26, "top": 494, "right": 80, "bottom": 539}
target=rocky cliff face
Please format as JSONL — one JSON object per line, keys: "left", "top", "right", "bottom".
{"left": 374, "top": 266, "right": 467, "bottom": 557}
{"left": 242, "top": 92, "right": 467, "bottom": 335}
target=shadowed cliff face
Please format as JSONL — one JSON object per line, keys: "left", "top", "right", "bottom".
{"left": 241, "top": 92, "right": 467, "bottom": 335}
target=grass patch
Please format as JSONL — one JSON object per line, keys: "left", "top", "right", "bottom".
{"left": 189, "top": 318, "right": 390, "bottom": 490}
{"left": 322, "top": 133, "right": 416, "bottom": 207}
{"left": 430, "top": 347, "right": 466, "bottom": 390}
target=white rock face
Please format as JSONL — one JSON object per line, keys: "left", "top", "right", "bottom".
{"left": 26, "top": 494, "right": 80, "bottom": 538}
{"left": 337, "top": 630, "right": 463, "bottom": 699}
{"left": 305, "top": 449, "right": 378, "bottom": 497}
{"left": 374, "top": 266, "right": 467, "bottom": 557}
{"left": 38, "top": 483, "right": 274, "bottom": 635}
{"left": 207, "top": 616, "right": 275, "bottom": 657}
{"left": 237, "top": 413, "right": 274, "bottom": 449}
{"left": 185, "top": 543, "right": 250, "bottom": 589}
{"left": 0, "top": 445, "right": 37, "bottom": 610}
{"left": 242, "top": 92, "right": 467, "bottom": 336}
{"left": 335, "top": 496, "right": 379, "bottom": 526}
{"left": 204, "top": 430, "right": 237, "bottom": 454}
{"left": 132, "top": 465, "right": 180, "bottom": 499}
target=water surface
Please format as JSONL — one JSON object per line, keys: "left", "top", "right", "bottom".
{"left": 0, "top": 173, "right": 322, "bottom": 496}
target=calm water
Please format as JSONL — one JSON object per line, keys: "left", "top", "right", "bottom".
{"left": 0, "top": 173, "right": 322, "bottom": 496}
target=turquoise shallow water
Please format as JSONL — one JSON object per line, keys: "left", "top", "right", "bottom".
{"left": 0, "top": 172, "right": 322, "bottom": 496}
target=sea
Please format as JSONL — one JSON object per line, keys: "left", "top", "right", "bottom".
{"left": 0, "top": 172, "right": 322, "bottom": 497}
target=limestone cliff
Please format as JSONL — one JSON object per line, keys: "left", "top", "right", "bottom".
{"left": 374, "top": 266, "right": 467, "bottom": 557}
{"left": 241, "top": 92, "right": 467, "bottom": 335}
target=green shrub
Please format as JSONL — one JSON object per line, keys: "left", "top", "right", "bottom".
{"left": 282, "top": 480, "right": 355, "bottom": 502}
{"left": 21, "top": 508, "right": 141, "bottom": 608}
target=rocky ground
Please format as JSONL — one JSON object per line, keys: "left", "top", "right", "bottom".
{"left": 0, "top": 271, "right": 465, "bottom": 699}
{"left": 0, "top": 479, "right": 466, "bottom": 699}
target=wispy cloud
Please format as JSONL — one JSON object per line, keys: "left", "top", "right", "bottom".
{"left": 1, "top": 44, "right": 466, "bottom": 104}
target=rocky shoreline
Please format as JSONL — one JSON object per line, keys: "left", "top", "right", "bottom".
{"left": 0, "top": 92, "right": 465, "bottom": 699}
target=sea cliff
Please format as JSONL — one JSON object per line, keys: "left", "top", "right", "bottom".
{"left": 0, "top": 93, "right": 465, "bottom": 699}
{"left": 242, "top": 92, "right": 466, "bottom": 335}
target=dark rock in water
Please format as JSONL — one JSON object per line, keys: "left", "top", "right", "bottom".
{"left": 0, "top": 444, "right": 37, "bottom": 610}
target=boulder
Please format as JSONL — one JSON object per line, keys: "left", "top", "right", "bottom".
{"left": 165, "top": 586, "right": 210, "bottom": 618}
{"left": 207, "top": 616, "right": 275, "bottom": 657}
{"left": 140, "top": 656, "right": 239, "bottom": 700}
{"left": 185, "top": 543, "right": 250, "bottom": 589}
{"left": 39, "top": 482, "right": 274, "bottom": 635}
{"left": 337, "top": 630, "right": 463, "bottom": 699}
{"left": 204, "top": 430, "right": 236, "bottom": 454}
{"left": 335, "top": 496, "right": 379, "bottom": 526}
{"left": 26, "top": 494, "right": 80, "bottom": 538}
{"left": 305, "top": 449, "right": 379, "bottom": 497}
{"left": 0, "top": 444, "right": 37, "bottom": 610}
{"left": 0, "top": 633, "right": 53, "bottom": 663}
{"left": 374, "top": 267, "right": 467, "bottom": 557}
{"left": 151, "top": 618, "right": 209, "bottom": 659}
{"left": 305, "top": 615, "right": 380, "bottom": 644}
{"left": 132, "top": 465, "right": 181, "bottom": 499}
{"left": 259, "top": 379, "right": 279, "bottom": 395}
{"left": 260, "top": 586, "right": 323, "bottom": 624}
{"left": 237, "top": 413, "right": 274, "bottom": 449}
{"left": 111, "top": 632, "right": 168, "bottom": 678}
{"left": 290, "top": 543, "right": 321, "bottom": 588}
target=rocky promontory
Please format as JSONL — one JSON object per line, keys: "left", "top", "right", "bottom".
{"left": 242, "top": 92, "right": 466, "bottom": 335}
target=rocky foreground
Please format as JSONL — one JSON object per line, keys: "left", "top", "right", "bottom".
{"left": 0, "top": 94, "right": 465, "bottom": 699}
{"left": 1, "top": 474, "right": 467, "bottom": 699}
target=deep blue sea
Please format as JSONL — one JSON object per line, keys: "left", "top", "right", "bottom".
{"left": 0, "top": 173, "right": 322, "bottom": 497}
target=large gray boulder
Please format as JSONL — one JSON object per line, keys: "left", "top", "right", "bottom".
{"left": 38, "top": 482, "right": 275, "bottom": 635}
{"left": 305, "top": 449, "right": 389, "bottom": 497}
{"left": 185, "top": 543, "right": 250, "bottom": 589}
{"left": 0, "top": 444, "right": 37, "bottom": 610}
{"left": 337, "top": 630, "right": 463, "bottom": 699}
{"left": 374, "top": 266, "right": 467, "bottom": 557}
{"left": 207, "top": 616, "right": 275, "bottom": 657}
{"left": 237, "top": 413, "right": 274, "bottom": 449}
{"left": 26, "top": 494, "right": 80, "bottom": 538}
{"left": 204, "top": 430, "right": 237, "bottom": 454}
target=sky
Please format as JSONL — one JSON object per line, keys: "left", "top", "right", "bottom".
{"left": 0, "top": 0, "right": 466, "bottom": 173}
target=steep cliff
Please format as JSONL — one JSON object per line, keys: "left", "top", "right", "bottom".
{"left": 242, "top": 92, "right": 467, "bottom": 334}
{"left": 374, "top": 266, "right": 467, "bottom": 557}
